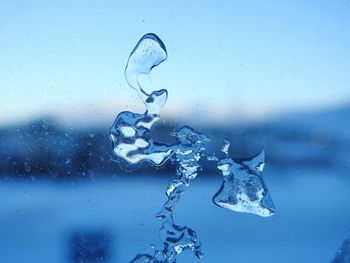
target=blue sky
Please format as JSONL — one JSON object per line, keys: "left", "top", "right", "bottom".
{"left": 1, "top": 0, "right": 350, "bottom": 125}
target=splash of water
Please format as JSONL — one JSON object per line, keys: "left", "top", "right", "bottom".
{"left": 110, "top": 33, "right": 275, "bottom": 263}
{"left": 213, "top": 141, "right": 275, "bottom": 217}
{"left": 110, "top": 34, "right": 173, "bottom": 171}
{"left": 125, "top": 33, "right": 167, "bottom": 108}
{"left": 154, "top": 126, "right": 207, "bottom": 261}
{"left": 110, "top": 34, "right": 206, "bottom": 262}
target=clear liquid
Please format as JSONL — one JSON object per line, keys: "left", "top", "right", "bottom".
{"left": 110, "top": 33, "right": 275, "bottom": 262}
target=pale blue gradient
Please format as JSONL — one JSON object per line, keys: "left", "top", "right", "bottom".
{"left": 1, "top": 0, "right": 350, "bottom": 124}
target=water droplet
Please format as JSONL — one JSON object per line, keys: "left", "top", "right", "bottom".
{"left": 125, "top": 33, "right": 167, "bottom": 110}
{"left": 213, "top": 149, "right": 275, "bottom": 217}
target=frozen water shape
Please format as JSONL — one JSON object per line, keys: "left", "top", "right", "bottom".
{"left": 110, "top": 34, "right": 174, "bottom": 171}
{"left": 155, "top": 126, "right": 207, "bottom": 261}
{"left": 125, "top": 33, "right": 168, "bottom": 109}
{"left": 110, "top": 107, "right": 174, "bottom": 170}
{"left": 111, "top": 33, "right": 206, "bottom": 262}
{"left": 213, "top": 141, "right": 275, "bottom": 217}
{"left": 110, "top": 33, "right": 276, "bottom": 262}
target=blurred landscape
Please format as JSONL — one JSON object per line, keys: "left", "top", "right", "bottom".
{"left": 1, "top": 1, "right": 350, "bottom": 261}
{"left": 1, "top": 103, "right": 349, "bottom": 179}
{"left": 0, "top": 103, "right": 349, "bottom": 262}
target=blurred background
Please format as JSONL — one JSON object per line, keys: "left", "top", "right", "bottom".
{"left": 1, "top": 1, "right": 350, "bottom": 262}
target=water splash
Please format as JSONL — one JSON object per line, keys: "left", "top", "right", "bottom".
{"left": 125, "top": 33, "right": 168, "bottom": 113}
{"left": 213, "top": 141, "right": 275, "bottom": 217}
{"left": 110, "top": 33, "right": 275, "bottom": 262}
{"left": 110, "top": 34, "right": 206, "bottom": 262}
{"left": 154, "top": 126, "right": 208, "bottom": 261}
{"left": 110, "top": 34, "right": 173, "bottom": 171}
{"left": 109, "top": 107, "right": 173, "bottom": 170}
